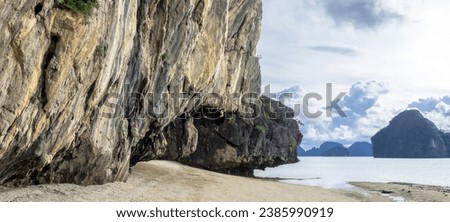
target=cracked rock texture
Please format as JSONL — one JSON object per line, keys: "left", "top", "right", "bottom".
{"left": 0, "top": 0, "right": 301, "bottom": 186}
{"left": 164, "top": 96, "right": 301, "bottom": 176}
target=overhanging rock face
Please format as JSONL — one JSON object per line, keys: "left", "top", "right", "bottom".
{"left": 160, "top": 96, "right": 301, "bottom": 176}
{"left": 0, "top": 0, "right": 301, "bottom": 186}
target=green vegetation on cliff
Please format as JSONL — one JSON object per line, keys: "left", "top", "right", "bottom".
{"left": 57, "top": 0, "right": 98, "bottom": 14}
{"left": 290, "top": 136, "right": 297, "bottom": 152}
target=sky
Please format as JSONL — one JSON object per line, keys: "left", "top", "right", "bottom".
{"left": 257, "top": 0, "right": 450, "bottom": 148}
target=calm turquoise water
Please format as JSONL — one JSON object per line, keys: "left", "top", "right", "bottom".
{"left": 254, "top": 157, "right": 450, "bottom": 189}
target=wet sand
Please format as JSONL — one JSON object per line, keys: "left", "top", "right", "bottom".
{"left": 350, "top": 182, "right": 450, "bottom": 202}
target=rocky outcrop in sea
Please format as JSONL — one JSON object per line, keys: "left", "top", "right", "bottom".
{"left": 348, "top": 142, "right": 373, "bottom": 157}
{"left": 303, "top": 142, "right": 349, "bottom": 157}
{"left": 372, "top": 110, "right": 448, "bottom": 158}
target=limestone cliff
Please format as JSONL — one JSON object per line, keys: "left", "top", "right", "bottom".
{"left": 372, "top": 110, "right": 448, "bottom": 158}
{"left": 0, "top": 0, "right": 301, "bottom": 186}
{"left": 164, "top": 96, "right": 301, "bottom": 176}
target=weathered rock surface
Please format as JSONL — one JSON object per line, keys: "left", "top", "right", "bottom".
{"left": 164, "top": 96, "right": 301, "bottom": 176}
{"left": 372, "top": 110, "right": 448, "bottom": 158}
{"left": 0, "top": 0, "right": 301, "bottom": 186}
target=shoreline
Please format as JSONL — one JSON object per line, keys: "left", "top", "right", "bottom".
{"left": 350, "top": 182, "right": 450, "bottom": 202}
{"left": 0, "top": 161, "right": 448, "bottom": 202}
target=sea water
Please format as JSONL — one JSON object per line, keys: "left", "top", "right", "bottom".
{"left": 254, "top": 157, "right": 450, "bottom": 189}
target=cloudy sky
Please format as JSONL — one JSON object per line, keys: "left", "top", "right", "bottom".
{"left": 257, "top": 0, "right": 450, "bottom": 148}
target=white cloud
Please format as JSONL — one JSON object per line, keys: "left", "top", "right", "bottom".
{"left": 259, "top": 0, "right": 450, "bottom": 148}
{"left": 278, "top": 81, "right": 394, "bottom": 148}
{"left": 436, "top": 102, "right": 450, "bottom": 115}
{"left": 329, "top": 125, "right": 357, "bottom": 141}
{"left": 259, "top": 0, "right": 450, "bottom": 102}
{"left": 425, "top": 112, "right": 450, "bottom": 132}
{"left": 341, "top": 81, "right": 389, "bottom": 115}
{"left": 409, "top": 97, "right": 450, "bottom": 131}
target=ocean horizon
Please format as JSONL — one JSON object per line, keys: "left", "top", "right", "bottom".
{"left": 255, "top": 157, "right": 450, "bottom": 189}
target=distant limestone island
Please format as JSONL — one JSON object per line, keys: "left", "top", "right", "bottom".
{"left": 372, "top": 109, "right": 450, "bottom": 158}
{"left": 299, "top": 109, "right": 450, "bottom": 158}
{"left": 297, "top": 141, "right": 373, "bottom": 157}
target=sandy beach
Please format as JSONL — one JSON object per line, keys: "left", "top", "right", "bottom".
{"left": 0, "top": 161, "right": 447, "bottom": 202}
